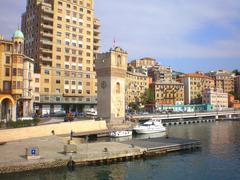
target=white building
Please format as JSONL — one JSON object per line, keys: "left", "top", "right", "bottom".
{"left": 202, "top": 88, "right": 228, "bottom": 110}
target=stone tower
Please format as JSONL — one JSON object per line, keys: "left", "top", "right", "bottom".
{"left": 96, "top": 47, "right": 128, "bottom": 124}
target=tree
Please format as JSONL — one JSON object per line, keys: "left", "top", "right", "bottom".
{"left": 142, "top": 88, "right": 155, "bottom": 105}
{"left": 232, "top": 69, "right": 240, "bottom": 76}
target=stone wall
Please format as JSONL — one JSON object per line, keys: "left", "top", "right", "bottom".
{"left": 0, "top": 120, "right": 107, "bottom": 142}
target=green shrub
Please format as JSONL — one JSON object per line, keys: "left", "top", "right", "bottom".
{"left": 2, "top": 118, "right": 41, "bottom": 129}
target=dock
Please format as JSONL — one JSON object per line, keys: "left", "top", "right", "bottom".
{"left": 0, "top": 136, "right": 200, "bottom": 174}
{"left": 123, "top": 137, "right": 201, "bottom": 156}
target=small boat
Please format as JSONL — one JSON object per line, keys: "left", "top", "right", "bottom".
{"left": 133, "top": 118, "right": 166, "bottom": 134}
{"left": 109, "top": 130, "right": 132, "bottom": 138}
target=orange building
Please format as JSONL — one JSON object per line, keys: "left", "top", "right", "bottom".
{"left": 228, "top": 94, "right": 240, "bottom": 109}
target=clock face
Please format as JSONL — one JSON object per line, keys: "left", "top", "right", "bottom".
{"left": 101, "top": 81, "right": 107, "bottom": 89}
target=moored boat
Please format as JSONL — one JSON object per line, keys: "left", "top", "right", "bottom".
{"left": 133, "top": 118, "right": 166, "bottom": 134}
{"left": 109, "top": 130, "right": 132, "bottom": 138}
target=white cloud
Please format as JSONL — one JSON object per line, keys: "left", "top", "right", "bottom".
{"left": 95, "top": 0, "right": 240, "bottom": 59}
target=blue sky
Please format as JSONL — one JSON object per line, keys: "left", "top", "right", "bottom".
{"left": 0, "top": 0, "right": 240, "bottom": 73}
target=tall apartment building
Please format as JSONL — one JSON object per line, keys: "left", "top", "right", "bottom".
{"left": 153, "top": 80, "right": 184, "bottom": 105}
{"left": 206, "top": 70, "right": 234, "bottom": 94}
{"left": 234, "top": 75, "right": 240, "bottom": 97}
{"left": 0, "top": 30, "right": 34, "bottom": 122}
{"left": 181, "top": 73, "right": 215, "bottom": 104}
{"left": 202, "top": 88, "right": 228, "bottom": 110}
{"left": 149, "top": 63, "right": 173, "bottom": 82}
{"left": 129, "top": 57, "right": 156, "bottom": 68}
{"left": 126, "top": 70, "right": 150, "bottom": 106}
{"left": 22, "top": 0, "right": 100, "bottom": 114}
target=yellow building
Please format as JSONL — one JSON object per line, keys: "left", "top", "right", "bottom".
{"left": 126, "top": 71, "right": 150, "bottom": 105}
{"left": 206, "top": 70, "right": 235, "bottom": 94}
{"left": 129, "top": 57, "right": 156, "bottom": 68}
{"left": 0, "top": 30, "right": 34, "bottom": 122}
{"left": 22, "top": 0, "right": 100, "bottom": 114}
{"left": 181, "top": 73, "right": 215, "bottom": 104}
{"left": 153, "top": 80, "right": 184, "bottom": 105}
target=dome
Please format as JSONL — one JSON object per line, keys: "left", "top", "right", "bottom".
{"left": 13, "top": 29, "right": 24, "bottom": 39}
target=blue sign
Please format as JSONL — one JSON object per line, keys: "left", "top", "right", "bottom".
{"left": 31, "top": 148, "right": 36, "bottom": 156}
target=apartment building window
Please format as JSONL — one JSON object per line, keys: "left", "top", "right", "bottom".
{"left": 78, "top": 66, "right": 82, "bottom": 70}
{"left": 78, "top": 81, "right": 82, "bottom": 86}
{"left": 35, "top": 78, "right": 39, "bottom": 83}
{"left": 35, "top": 96, "right": 40, "bottom": 101}
{"left": 56, "top": 97, "right": 61, "bottom": 101}
{"left": 45, "top": 70, "right": 50, "bottom": 75}
{"left": 58, "top": 1, "right": 62, "bottom": 6}
{"left": 5, "top": 56, "right": 11, "bottom": 64}
{"left": 65, "top": 89, "right": 69, "bottom": 93}
{"left": 72, "top": 65, "right": 76, "bottom": 70}
{"left": 56, "top": 56, "right": 61, "bottom": 60}
{"left": 65, "top": 80, "right": 69, "bottom": 85}
{"left": 78, "top": 58, "right": 83, "bottom": 63}
{"left": 57, "top": 16, "right": 62, "bottom": 21}
{"left": 57, "top": 47, "right": 61, "bottom": 52}
{"left": 87, "top": 10, "right": 91, "bottom": 14}
{"left": 44, "top": 79, "right": 49, "bottom": 83}
{"left": 86, "top": 82, "right": 90, "bottom": 86}
{"left": 87, "top": 17, "right": 91, "bottom": 21}
{"left": 65, "top": 71, "right": 70, "bottom": 77}
{"left": 86, "top": 67, "right": 91, "bottom": 71}
{"left": 44, "top": 88, "right": 49, "bottom": 93}
{"left": 86, "top": 45, "right": 91, "bottom": 49}
{"left": 57, "top": 32, "right": 62, "bottom": 37}
{"left": 45, "top": 97, "right": 49, "bottom": 101}
{"left": 56, "top": 80, "right": 61, "bottom": 84}
{"left": 56, "top": 71, "right": 61, "bottom": 76}
{"left": 65, "top": 64, "right": 69, "bottom": 69}
{"left": 79, "top": 8, "right": 83, "bottom": 12}
{"left": 86, "top": 90, "right": 90, "bottom": 94}
{"left": 35, "top": 87, "right": 39, "bottom": 92}
{"left": 72, "top": 90, "right": 76, "bottom": 94}
{"left": 56, "top": 64, "right": 61, "bottom": 68}
{"left": 57, "top": 39, "right": 61, "bottom": 45}
{"left": 78, "top": 90, "right": 82, "bottom": 94}
{"left": 57, "top": 24, "right": 62, "bottom": 28}
{"left": 67, "top": 4, "right": 71, "bottom": 8}
{"left": 72, "top": 57, "right": 76, "bottom": 62}
{"left": 65, "top": 48, "right": 70, "bottom": 53}
{"left": 86, "top": 74, "right": 90, "bottom": 78}
{"left": 5, "top": 68, "right": 10, "bottom": 76}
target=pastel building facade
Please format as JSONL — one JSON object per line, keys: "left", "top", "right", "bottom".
{"left": 0, "top": 30, "right": 34, "bottom": 122}
{"left": 202, "top": 88, "right": 228, "bottom": 110}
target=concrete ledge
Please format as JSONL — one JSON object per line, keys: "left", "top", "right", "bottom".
{"left": 0, "top": 120, "right": 107, "bottom": 142}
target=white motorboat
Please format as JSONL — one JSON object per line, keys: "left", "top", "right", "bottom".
{"left": 133, "top": 118, "right": 166, "bottom": 134}
{"left": 109, "top": 130, "right": 132, "bottom": 138}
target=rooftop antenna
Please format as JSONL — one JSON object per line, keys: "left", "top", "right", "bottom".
{"left": 113, "top": 36, "right": 116, "bottom": 48}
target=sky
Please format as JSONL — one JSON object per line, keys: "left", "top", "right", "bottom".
{"left": 0, "top": 0, "right": 240, "bottom": 73}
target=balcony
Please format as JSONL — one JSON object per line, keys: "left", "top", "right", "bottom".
{"left": 42, "top": 15, "right": 53, "bottom": 22}
{"left": 40, "top": 56, "right": 52, "bottom": 62}
{"left": 40, "top": 31, "right": 53, "bottom": 38}
{"left": 40, "top": 47, "right": 52, "bottom": 54}
{"left": 41, "top": 5, "right": 53, "bottom": 14}
{"left": 94, "top": 35, "right": 100, "bottom": 40}
{"left": 41, "top": 24, "right": 53, "bottom": 30}
{"left": 40, "top": 39, "right": 53, "bottom": 46}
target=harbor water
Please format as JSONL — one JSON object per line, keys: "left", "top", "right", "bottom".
{"left": 1, "top": 121, "right": 240, "bottom": 180}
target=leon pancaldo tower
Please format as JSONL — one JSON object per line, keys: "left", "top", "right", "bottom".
{"left": 96, "top": 47, "right": 128, "bottom": 124}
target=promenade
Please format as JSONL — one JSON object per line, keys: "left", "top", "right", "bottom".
{"left": 0, "top": 135, "right": 142, "bottom": 174}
